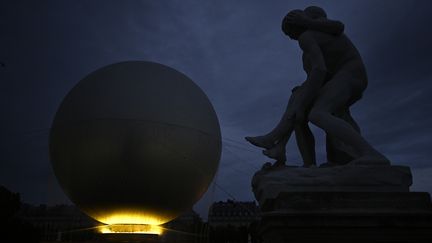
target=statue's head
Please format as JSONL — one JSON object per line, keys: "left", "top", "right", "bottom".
{"left": 282, "top": 6, "right": 328, "bottom": 40}
{"left": 281, "top": 9, "right": 307, "bottom": 40}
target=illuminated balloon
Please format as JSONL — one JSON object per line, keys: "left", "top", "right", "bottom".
{"left": 49, "top": 61, "right": 221, "bottom": 233}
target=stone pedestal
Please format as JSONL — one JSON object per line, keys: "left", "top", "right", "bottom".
{"left": 252, "top": 165, "right": 432, "bottom": 243}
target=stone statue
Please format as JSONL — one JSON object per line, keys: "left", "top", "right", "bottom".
{"left": 246, "top": 6, "right": 390, "bottom": 167}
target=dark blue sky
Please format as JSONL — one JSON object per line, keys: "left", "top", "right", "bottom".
{"left": 1, "top": 0, "right": 432, "bottom": 218}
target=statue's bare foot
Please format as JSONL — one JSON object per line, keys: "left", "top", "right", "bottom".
{"left": 348, "top": 154, "right": 390, "bottom": 166}
{"left": 261, "top": 162, "right": 273, "bottom": 170}
{"left": 245, "top": 136, "right": 274, "bottom": 149}
{"left": 262, "top": 145, "right": 286, "bottom": 162}
{"left": 272, "top": 160, "right": 286, "bottom": 167}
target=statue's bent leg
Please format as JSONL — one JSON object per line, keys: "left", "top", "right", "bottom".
{"left": 245, "top": 87, "right": 299, "bottom": 149}
{"left": 262, "top": 116, "right": 315, "bottom": 167}
{"left": 326, "top": 108, "right": 361, "bottom": 165}
{"left": 308, "top": 72, "right": 390, "bottom": 165}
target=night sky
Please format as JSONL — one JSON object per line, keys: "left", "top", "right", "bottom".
{"left": 1, "top": 0, "right": 432, "bottom": 218}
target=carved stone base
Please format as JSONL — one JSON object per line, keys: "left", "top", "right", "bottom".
{"left": 259, "top": 210, "right": 432, "bottom": 243}
{"left": 252, "top": 165, "right": 432, "bottom": 243}
{"left": 252, "top": 165, "right": 413, "bottom": 206}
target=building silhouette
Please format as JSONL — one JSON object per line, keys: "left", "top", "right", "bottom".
{"left": 208, "top": 200, "right": 260, "bottom": 243}
{"left": 18, "top": 203, "right": 99, "bottom": 242}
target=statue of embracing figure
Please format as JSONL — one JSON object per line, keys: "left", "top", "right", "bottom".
{"left": 246, "top": 6, "right": 390, "bottom": 168}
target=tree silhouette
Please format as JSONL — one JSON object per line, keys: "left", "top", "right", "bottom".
{"left": 0, "top": 186, "right": 40, "bottom": 243}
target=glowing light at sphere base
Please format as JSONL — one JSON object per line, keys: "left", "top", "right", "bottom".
{"left": 99, "top": 224, "right": 163, "bottom": 235}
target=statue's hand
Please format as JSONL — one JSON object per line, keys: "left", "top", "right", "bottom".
{"left": 286, "top": 11, "right": 310, "bottom": 27}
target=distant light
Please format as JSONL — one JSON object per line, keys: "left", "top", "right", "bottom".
{"left": 99, "top": 224, "right": 163, "bottom": 235}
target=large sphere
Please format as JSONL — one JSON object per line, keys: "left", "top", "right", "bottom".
{"left": 50, "top": 61, "right": 221, "bottom": 226}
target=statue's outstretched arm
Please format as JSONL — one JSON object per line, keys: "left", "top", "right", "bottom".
{"left": 306, "top": 18, "right": 344, "bottom": 36}
{"left": 286, "top": 11, "right": 344, "bottom": 36}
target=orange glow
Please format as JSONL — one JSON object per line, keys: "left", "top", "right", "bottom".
{"left": 93, "top": 211, "right": 169, "bottom": 235}
{"left": 97, "top": 211, "right": 167, "bottom": 225}
{"left": 99, "top": 224, "right": 163, "bottom": 235}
